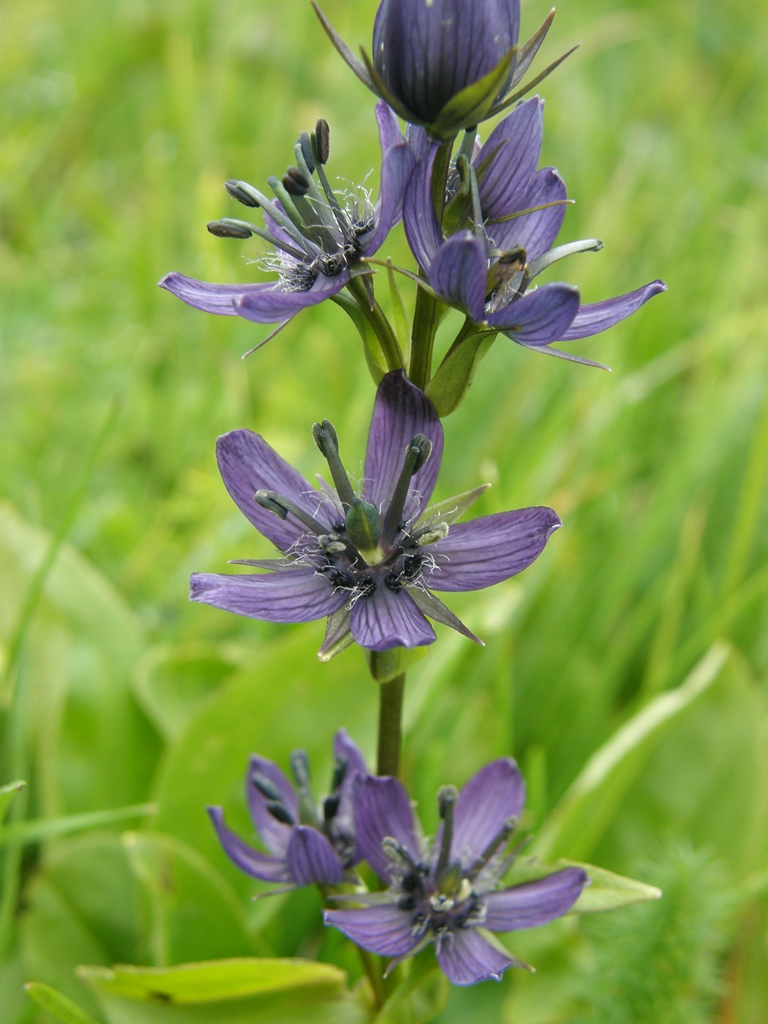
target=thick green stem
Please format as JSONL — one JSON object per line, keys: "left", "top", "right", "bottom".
{"left": 409, "top": 284, "right": 439, "bottom": 391}
{"left": 376, "top": 673, "right": 406, "bottom": 778}
{"left": 346, "top": 276, "right": 404, "bottom": 372}
{"left": 358, "top": 947, "right": 385, "bottom": 1009}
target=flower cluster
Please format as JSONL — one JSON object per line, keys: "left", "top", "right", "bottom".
{"left": 214, "top": 740, "right": 589, "bottom": 985}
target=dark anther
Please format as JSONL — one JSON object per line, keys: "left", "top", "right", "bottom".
{"left": 225, "top": 180, "right": 260, "bottom": 207}
{"left": 314, "top": 118, "right": 331, "bottom": 165}
{"left": 358, "top": 577, "right": 376, "bottom": 598}
{"left": 401, "top": 872, "right": 419, "bottom": 893}
{"left": 251, "top": 771, "right": 282, "bottom": 802}
{"left": 331, "top": 755, "right": 348, "bottom": 793}
{"left": 398, "top": 894, "right": 417, "bottom": 911}
{"left": 323, "top": 794, "right": 340, "bottom": 821}
{"left": 402, "top": 555, "right": 423, "bottom": 579}
{"left": 207, "top": 220, "right": 252, "bottom": 239}
{"left": 266, "top": 801, "right": 294, "bottom": 825}
{"left": 385, "top": 573, "right": 404, "bottom": 593}
{"left": 282, "top": 167, "right": 311, "bottom": 196}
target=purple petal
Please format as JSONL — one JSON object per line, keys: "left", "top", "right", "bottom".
{"left": 216, "top": 430, "right": 332, "bottom": 550}
{"left": 334, "top": 729, "right": 368, "bottom": 782}
{"left": 436, "top": 927, "right": 513, "bottom": 985}
{"left": 403, "top": 144, "right": 444, "bottom": 270}
{"left": 235, "top": 272, "right": 347, "bottom": 324}
{"left": 559, "top": 280, "right": 667, "bottom": 340}
{"left": 428, "top": 507, "right": 561, "bottom": 592}
{"left": 286, "top": 826, "right": 345, "bottom": 886}
{"left": 361, "top": 105, "right": 415, "bottom": 256}
{"left": 207, "top": 806, "right": 289, "bottom": 883}
{"left": 325, "top": 905, "right": 420, "bottom": 958}
{"left": 190, "top": 567, "right": 347, "bottom": 623}
{"left": 484, "top": 867, "right": 589, "bottom": 931}
{"left": 363, "top": 370, "right": 444, "bottom": 517}
{"left": 428, "top": 233, "right": 488, "bottom": 322}
{"left": 488, "top": 168, "right": 567, "bottom": 259}
{"left": 373, "top": 0, "right": 520, "bottom": 125}
{"left": 451, "top": 760, "right": 526, "bottom": 869}
{"left": 477, "top": 99, "right": 543, "bottom": 219}
{"left": 486, "top": 283, "right": 580, "bottom": 340}
{"left": 159, "top": 273, "right": 258, "bottom": 316}
{"left": 350, "top": 585, "right": 437, "bottom": 651}
{"left": 246, "top": 755, "right": 298, "bottom": 858}
{"left": 354, "top": 776, "right": 421, "bottom": 883}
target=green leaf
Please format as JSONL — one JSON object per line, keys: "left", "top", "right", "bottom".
{"left": 79, "top": 959, "right": 366, "bottom": 1024}
{"left": 533, "top": 643, "right": 730, "bottom": 862}
{"left": 426, "top": 331, "right": 497, "bottom": 417}
{"left": 121, "top": 831, "right": 257, "bottom": 965}
{"left": 0, "top": 779, "right": 26, "bottom": 822}
{"left": 1, "top": 803, "right": 155, "bottom": 849}
{"left": 24, "top": 982, "right": 102, "bottom": 1024}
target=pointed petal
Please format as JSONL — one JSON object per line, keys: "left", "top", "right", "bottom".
{"left": 477, "top": 98, "right": 543, "bottom": 219}
{"left": 190, "top": 568, "right": 347, "bottom": 623}
{"left": 351, "top": 585, "right": 437, "bottom": 651}
{"left": 487, "top": 168, "right": 568, "bottom": 258}
{"left": 325, "top": 905, "right": 420, "bottom": 958}
{"left": 235, "top": 272, "right": 347, "bottom": 324}
{"left": 285, "top": 826, "right": 345, "bottom": 886}
{"left": 363, "top": 370, "right": 444, "bottom": 516}
{"left": 436, "top": 927, "right": 513, "bottom": 985}
{"left": 484, "top": 867, "right": 589, "bottom": 931}
{"left": 334, "top": 729, "right": 368, "bottom": 782}
{"left": 487, "top": 282, "right": 580, "bottom": 340}
{"left": 207, "top": 807, "right": 289, "bottom": 883}
{"left": 428, "top": 507, "right": 561, "bottom": 592}
{"left": 363, "top": 120, "right": 415, "bottom": 254}
{"left": 216, "top": 429, "right": 331, "bottom": 550}
{"left": 354, "top": 775, "right": 421, "bottom": 883}
{"left": 451, "top": 760, "right": 525, "bottom": 868}
{"left": 429, "top": 233, "right": 488, "bottom": 322}
{"left": 559, "top": 280, "right": 667, "bottom": 340}
{"left": 403, "top": 143, "right": 444, "bottom": 270}
{"left": 159, "top": 273, "right": 257, "bottom": 315}
{"left": 311, "top": 2, "right": 375, "bottom": 90}
{"left": 408, "top": 587, "right": 483, "bottom": 644}
{"left": 246, "top": 755, "right": 298, "bottom": 857}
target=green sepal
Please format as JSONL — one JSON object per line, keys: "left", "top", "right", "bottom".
{"left": 426, "top": 328, "right": 498, "bottom": 417}
{"left": 506, "top": 857, "right": 662, "bottom": 913}
{"left": 310, "top": 2, "right": 374, "bottom": 90}
{"left": 422, "top": 485, "right": 491, "bottom": 526}
{"left": 24, "top": 982, "right": 101, "bottom": 1024}
{"left": 367, "top": 646, "right": 428, "bottom": 683}
{"left": 427, "top": 47, "right": 518, "bottom": 139}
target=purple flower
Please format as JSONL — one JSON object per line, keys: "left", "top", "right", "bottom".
{"left": 208, "top": 729, "right": 367, "bottom": 889}
{"left": 191, "top": 371, "right": 560, "bottom": 654}
{"left": 404, "top": 98, "right": 666, "bottom": 367}
{"left": 160, "top": 104, "right": 413, "bottom": 331}
{"left": 313, "top": 0, "right": 560, "bottom": 138}
{"left": 326, "top": 760, "right": 589, "bottom": 985}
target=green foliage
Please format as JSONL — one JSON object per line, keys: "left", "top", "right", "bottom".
{"left": 1, "top": 0, "right": 767, "bottom": 1022}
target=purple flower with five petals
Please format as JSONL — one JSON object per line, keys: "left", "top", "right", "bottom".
{"left": 191, "top": 371, "right": 560, "bottom": 654}
{"left": 209, "top": 730, "right": 367, "bottom": 889}
{"left": 325, "top": 760, "right": 589, "bottom": 985}
{"left": 404, "top": 97, "right": 666, "bottom": 367}
{"left": 160, "top": 104, "right": 413, "bottom": 332}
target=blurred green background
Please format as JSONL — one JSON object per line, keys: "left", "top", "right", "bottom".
{"left": 1, "top": 0, "right": 767, "bottom": 1021}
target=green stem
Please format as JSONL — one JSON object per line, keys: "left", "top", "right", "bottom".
{"left": 409, "top": 284, "right": 438, "bottom": 391}
{"left": 346, "top": 276, "right": 404, "bottom": 372}
{"left": 358, "top": 947, "right": 385, "bottom": 1009}
{"left": 376, "top": 673, "right": 406, "bottom": 778}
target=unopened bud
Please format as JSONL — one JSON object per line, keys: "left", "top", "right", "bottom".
{"left": 207, "top": 219, "right": 252, "bottom": 239}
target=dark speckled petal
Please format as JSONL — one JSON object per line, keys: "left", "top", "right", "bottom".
{"left": 353, "top": 775, "right": 422, "bottom": 883}
{"left": 559, "top": 280, "right": 667, "bottom": 340}
{"left": 437, "top": 927, "right": 513, "bottom": 985}
{"left": 451, "top": 759, "right": 526, "bottom": 868}
{"left": 428, "top": 233, "right": 488, "bottom": 322}
{"left": 324, "top": 905, "right": 420, "bottom": 957}
{"left": 484, "top": 868, "right": 588, "bottom": 931}
{"left": 476, "top": 98, "right": 543, "bottom": 219}
{"left": 246, "top": 755, "right": 298, "bottom": 858}
{"left": 236, "top": 272, "right": 348, "bottom": 324}
{"left": 428, "top": 508, "right": 561, "bottom": 592}
{"left": 190, "top": 568, "right": 347, "bottom": 623}
{"left": 351, "top": 585, "right": 436, "bottom": 651}
{"left": 363, "top": 371, "right": 444, "bottom": 517}
{"left": 286, "top": 826, "right": 345, "bottom": 885}
{"left": 207, "top": 807, "right": 289, "bottom": 883}
{"left": 486, "top": 282, "right": 580, "bottom": 340}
